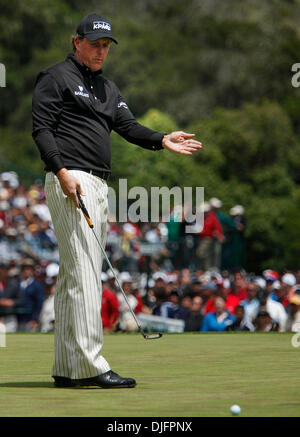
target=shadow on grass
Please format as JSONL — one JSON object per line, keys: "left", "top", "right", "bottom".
{"left": 0, "top": 381, "right": 54, "bottom": 388}
{"left": 0, "top": 381, "right": 109, "bottom": 389}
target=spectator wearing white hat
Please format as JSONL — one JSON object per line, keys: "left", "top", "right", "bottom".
{"left": 255, "top": 280, "right": 288, "bottom": 332}
{"left": 40, "top": 262, "right": 59, "bottom": 332}
{"left": 116, "top": 272, "right": 138, "bottom": 332}
{"left": 12, "top": 185, "right": 28, "bottom": 210}
{"left": 281, "top": 273, "right": 297, "bottom": 303}
{"left": 240, "top": 279, "right": 260, "bottom": 322}
{"left": 285, "top": 294, "right": 300, "bottom": 332}
{"left": 196, "top": 202, "right": 224, "bottom": 271}
{"left": 46, "top": 262, "right": 59, "bottom": 278}
{"left": 269, "top": 277, "right": 286, "bottom": 308}
{"left": 210, "top": 197, "right": 237, "bottom": 271}
{"left": 209, "top": 198, "right": 225, "bottom": 270}
{"left": 30, "top": 201, "right": 52, "bottom": 223}
{"left": 0, "top": 227, "right": 22, "bottom": 262}
{"left": 39, "top": 277, "right": 56, "bottom": 333}
{"left": 228, "top": 205, "right": 247, "bottom": 269}
{"left": 152, "top": 271, "right": 168, "bottom": 286}
{"left": 0, "top": 172, "right": 19, "bottom": 190}
{"left": 106, "top": 268, "right": 120, "bottom": 294}
{"left": 101, "top": 272, "right": 120, "bottom": 333}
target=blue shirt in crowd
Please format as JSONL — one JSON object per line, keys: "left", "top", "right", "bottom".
{"left": 152, "top": 301, "right": 174, "bottom": 318}
{"left": 201, "top": 311, "right": 236, "bottom": 332}
{"left": 19, "top": 277, "right": 45, "bottom": 323}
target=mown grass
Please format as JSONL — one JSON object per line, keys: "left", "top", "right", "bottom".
{"left": 0, "top": 332, "right": 299, "bottom": 417}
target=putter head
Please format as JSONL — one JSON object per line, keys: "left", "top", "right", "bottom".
{"left": 143, "top": 332, "right": 163, "bottom": 340}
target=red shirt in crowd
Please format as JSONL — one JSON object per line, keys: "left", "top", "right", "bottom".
{"left": 134, "top": 292, "right": 143, "bottom": 314}
{"left": 101, "top": 287, "right": 120, "bottom": 330}
{"left": 199, "top": 211, "right": 224, "bottom": 239}
{"left": 204, "top": 294, "right": 240, "bottom": 315}
{"left": 228, "top": 287, "right": 247, "bottom": 302}
{"left": 281, "top": 296, "right": 289, "bottom": 307}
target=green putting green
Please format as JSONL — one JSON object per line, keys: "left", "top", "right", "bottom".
{"left": 0, "top": 332, "right": 299, "bottom": 417}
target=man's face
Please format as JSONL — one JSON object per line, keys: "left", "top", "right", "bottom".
{"left": 216, "top": 285, "right": 227, "bottom": 299}
{"left": 123, "top": 282, "right": 132, "bottom": 295}
{"left": 75, "top": 37, "right": 112, "bottom": 71}
{"left": 181, "top": 296, "right": 192, "bottom": 309}
{"left": 215, "top": 297, "right": 225, "bottom": 313}
{"left": 280, "top": 283, "right": 290, "bottom": 296}
{"left": 256, "top": 314, "right": 271, "bottom": 330}
{"left": 21, "top": 266, "right": 34, "bottom": 280}
{"left": 170, "top": 294, "right": 179, "bottom": 305}
{"left": 246, "top": 283, "right": 257, "bottom": 300}
{"left": 234, "top": 273, "right": 246, "bottom": 289}
{"left": 192, "top": 282, "right": 202, "bottom": 293}
{"left": 235, "top": 306, "right": 244, "bottom": 321}
{"left": 191, "top": 296, "right": 202, "bottom": 312}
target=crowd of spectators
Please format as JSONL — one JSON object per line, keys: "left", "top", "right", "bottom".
{"left": 101, "top": 267, "right": 300, "bottom": 333}
{"left": 0, "top": 171, "right": 299, "bottom": 334}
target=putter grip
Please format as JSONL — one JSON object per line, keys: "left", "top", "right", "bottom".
{"left": 76, "top": 191, "right": 94, "bottom": 228}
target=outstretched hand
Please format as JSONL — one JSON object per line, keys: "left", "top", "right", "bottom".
{"left": 162, "top": 131, "right": 202, "bottom": 155}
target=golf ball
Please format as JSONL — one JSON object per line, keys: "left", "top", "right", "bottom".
{"left": 230, "top": 405, "right": 241, "bottom": 416}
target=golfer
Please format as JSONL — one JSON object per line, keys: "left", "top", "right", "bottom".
{"left": 32, "top": 13, "right": 202, "bottom": 389}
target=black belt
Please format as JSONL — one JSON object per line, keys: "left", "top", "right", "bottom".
{"left": 67, "top": 168, "right": 110, "bottom": 181}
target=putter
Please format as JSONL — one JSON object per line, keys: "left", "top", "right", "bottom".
{"left": 76, "top": 191, "right": 162, "bottom": 340}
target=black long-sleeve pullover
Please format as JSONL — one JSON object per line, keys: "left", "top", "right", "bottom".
{"left": 32, "top": 54, "right": 164, "bottom": 176}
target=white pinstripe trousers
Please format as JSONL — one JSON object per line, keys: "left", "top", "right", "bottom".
{"left": 45, "top": 170, "right": 111, "bottom": 379}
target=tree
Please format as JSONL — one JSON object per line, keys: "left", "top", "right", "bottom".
{"left": 187, "top": 100, "right": 299, "bottom": 270}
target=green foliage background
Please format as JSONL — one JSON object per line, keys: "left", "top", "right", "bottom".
{"left": 0, "top": 0, "right": 299, "bottom": 271}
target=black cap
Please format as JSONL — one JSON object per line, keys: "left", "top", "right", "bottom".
{"left": 257, "top": 310, "right": 270, "bottom": 318}
{"left": 170, "top": 289, "right": 182, "bottom": 297}
{"left": 0, "top": 262, "right": 9, "bottom": 269}
{"left": 76, "top": 13, "right": 118, "bottom": 44}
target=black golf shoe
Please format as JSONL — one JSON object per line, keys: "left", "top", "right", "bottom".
{"left": 53, "top": 376, "right": 76, "bottom": 388}
{"left": 74, "top": 370, "right": 136, "bottom": 388}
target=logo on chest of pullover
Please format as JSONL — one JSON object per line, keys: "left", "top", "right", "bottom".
{"left": 74, "top": 85, "right": 89, "bottom": 98}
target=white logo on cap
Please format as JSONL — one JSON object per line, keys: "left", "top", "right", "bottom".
{"left": 93, "top": 21, "right": 111, "bottom": 31}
